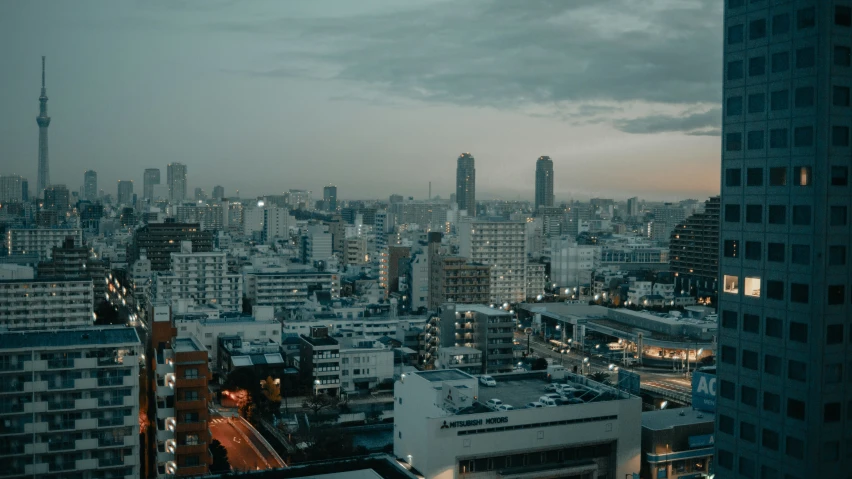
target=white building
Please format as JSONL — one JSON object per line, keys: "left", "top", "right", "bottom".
{"left": 0, "top": 327, "right": 142, "bottom": 479}
{"left": 458, "top": 220, "right": 527, "bottom": 303}
{"left": 304, "top": 224, "right": 333, "bottom": 264}
{"left": 153, "top": 242, "right": 242, "bottom": 312}
{"left": 0, "top": 264, "right": 34, "bottom": 280}
{"left": 549, "top": 237, "right": 601, "bottom": 287}
{"left": 0, "top": 278, "right": 94, "bottom": 330}
{"left": 174, "top": 309, "right": 281, "bottom": 365}
{"left": 408, "top": 249, "right": 429, "bottom": 312}
{"left": 525, "top": 263, "right": 546, "bottom": 300}
{"left": 6, "top": 228, "right": 82, "bottom": 261}
{"left": 394, "top": 369, "right": 641, "bottom": 479}
{"left": 243, "top": 266, "right": 340, "bottom": 311}
{"left": 339, "top": 337, "right": 395, "bottom": 393}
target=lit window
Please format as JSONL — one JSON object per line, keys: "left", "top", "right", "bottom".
{"left": 744, "top": 277, "right": 761, "bottom": 297}
{"left": 724, "top": 275, "right": 740, "bottom": 294}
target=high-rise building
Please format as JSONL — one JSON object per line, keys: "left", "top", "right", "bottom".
{"left": 117, "top": 180, "right": 134, "bottom": 205}
{"left": 37, "top": 236, "right": 110, "bottom": 307}
{"left": 0, "top": 277, "right": 93, "bottom": 329}
{"left": 167, "top": 163, "right": 187, "bottom": 202}
{"left": 153, "top": 242, "right": 242, "bottom": 312}
{"left": 323, "top": 185, "right": 337, "bottom": 211}
{"left": 193, "top": 187, "right": 206, "bottom": 201}
{"left": 211, "top": 185, "right": 224, "bottom": 199}
{"left": 669, "top": 196, "right": 720, "bottom": 297}
{"left": 0, "top": 174, "right": 26, "bottom": 203}
{"left": 42, "top": 184, "right": 69, "bottom": 211}
{"left": 626, "top": 197, "right": 640, "bottom": 217}
{"left": 455, "top": 152, "right": 476, "bottom": 217}
{"left": 458, "top": 219, "right": 527, "bottom": 303}
{"left": 650, "top": 203, "right": 687, "bottom": 243}
{"left": 128, "top": 222, "right": 214, "bottom": 271}
{"left": 716, "top": 4, "right": 852, "bottom": 478}
{"left": 36, "top": 56, "right": 51, "bottom": 199}
{"left": 534, "top": 155, "right": 554, "bottom": 210}
{"left": 83, "top": 170, "right": 98, "bottom": 201}
{"left": 143, "top": 168, "right": 160, "bottom": 200}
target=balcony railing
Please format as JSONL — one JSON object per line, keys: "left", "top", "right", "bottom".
{"left": 48, "top": 441, "right": 75, "bottom": 452}
{"left": 98, "top": 417, "right": 125, "bottom": 428}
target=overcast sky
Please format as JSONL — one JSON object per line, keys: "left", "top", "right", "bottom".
{"left": 0, "top": 0, "right": 723, "bottom": 202}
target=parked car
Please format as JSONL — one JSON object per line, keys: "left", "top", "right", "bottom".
{"left": 542, "top": 393, "right": 567, "bottom": 402}
{"left": 537, "top": 396, "right": 558, "bottom": 407}
{"left": 479, "top": 375, "right": 497, "bottom": 387}
{"left": 544, "top": 383, "right": 562, "bottom": 392}
{"left": 496, "top": 404, "right": 514, "bottom": 411}
{"left": 486, "top": 398, "right": 503, "bottom": 408}
{"left": 525, "top": 402, "right": 545, "bottom": 408}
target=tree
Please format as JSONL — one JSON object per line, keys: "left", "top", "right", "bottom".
{"left": 261, "top": 376, "right": 282, "bottom": 403}
{"left": 302, "top": 393, "right": 339, "bottom": 416}
{"left": 587, "top": 372, "right": 611, "bottom": 385}
{"left": 210, "top": 439, "right": 231, "bottom": 473}
{"left": 531, "top": 357, "right": 549, "bottom": 371}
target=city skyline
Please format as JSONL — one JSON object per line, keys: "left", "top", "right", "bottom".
{"left": 0, "top": 0, "right": 722, "bottom": 202}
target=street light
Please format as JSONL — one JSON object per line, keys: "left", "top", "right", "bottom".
{"left": 583, "top": 357, "right": 589, "bottom": 375}
{"left": 314, "top": 379, "right": 321, "bottom": 396}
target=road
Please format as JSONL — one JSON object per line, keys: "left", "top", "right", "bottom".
{"left": 210, "top": 415, "right": 286, "bottom": 472}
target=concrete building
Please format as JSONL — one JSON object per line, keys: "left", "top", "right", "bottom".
{"left": 43, "top": 184, "right": 69, "bottom": 212}
{"left": 6, "top": 227, "right": 82, "bottom": 261}
{"left": 525, "top": 262, "right": 546, "bottom": 300}
{"left": 166, "top": 163, "right": 187, "bottom": 203}
{"left": 143, "top": 168, "right": 160, "bottom": 200}
{"left": 669, "top": 196, "right": 720, "bottom": 298}
{"left": 154, "top": 242, "right": 242, "bottom": 312}
{"left": 716, "top": 2, "right": 852, "bottom": 477}
{"left": 455, "top": 153, "right": 476, "bottom": 217}
{"left": 339, "top": 337, "right": 395, "bottom": 393}
{"left": 344, "top": 236, "right": 368, "bottom": 266}
{"left": 299, "top": 327, "right": 341, "bottom": 395}
{"left": 393, "top": 369, "right": 641, "bottom": 479}
{"left": 303, "top": 224, "right": 333, "bottom": 264}
{"left": 323, "top": 185, "right": 337, "bottom": 212}
{"left": 424, "top": 304, "right": 514, "bottom": 373}
{"left": 651, "top": 204, "right": 687, "bottom": 243}
{"left": 458, "top": 219, "right": 527, "bottom": 304}
{"left": 174, "top": 308, "right": 280, "bottom": 366}
{"left": 534, "top": 155, "right": 554, "bottom": 210}
{"left": 391, "top": 200, "right": 451, "bottom": 231}
{"left": 83, "top": 170, "right": 98, "bottom": 201}
{"left": 627, "top": 197, "right": 640, "bottom": 217}
{"left": 211, "top": 185, "right": 224, "bottom": 200}
{"left": 550, "top": 237, "right": 601, "bottom": 288}
{"left": 0, "top": 327, "right": 142, "bottom": 479}
{"left": 388, "top": 245, "right": 411, "bottom": 294}
{"left": 128, "top": 222, "right": 213, "bottom": 271}
{"left": 428, "top": 256, "right": 491, "bottom": 310}
{"left": 408, "top": 249, "right": 430, "bottom": 312}
{"left": 0, "top": 174, "right": 26, "bottom": 203}
{"left": 116, "top": 180, "right": 134, "bottom": 205}
{"left": 435, "top": 346, "right": 482, "bottom": 375}
{"left": 37, "top": 236, "right": 109, "bottom": 306}
{"left": 243, "top": 267, "right": 340, "bottom": 311}
{"left": 641, "top": 408, "right": 715, "bottom": 479}
{"left": 0, "top": 264, "right": 34, "bottom": 280}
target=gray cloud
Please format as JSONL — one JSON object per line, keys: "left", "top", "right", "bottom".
{"left": 613, "top": 108, "right": 722, "bottom": 136}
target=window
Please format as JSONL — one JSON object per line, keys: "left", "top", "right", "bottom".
{"left": 770, "top": 89, "right": 789, "bottom": 110}
{"left": 747, "top": 93, "right": 765, "bottom": 113}
{"left": 832, "top": 126, "right": 850, "bottom": 147}
{"left": 764, "top": 354, "right": 782, "bottom": 375}
{"left": 835, "top": 86, "right": 851, "bottom": 106}
{"left": 750, "top": 19, "right": 767, "bottom": 39}
{"left": 830, "top": 206, "right": 847, "bottom": 226}
{"left": 742, "top": 349, "right": 758, "bottom": 369}
{"left": 717, "top": 449, "right": 733, "bottom": 470}
{"left": 823, "top": 441, "right": 840, "bottom": 462}
{"left": 788, "top": 360, "right": 807, "bottom": 381}
{"left": 827, "top": 324, "right": 844, "bottom": 343}
{"left": 747, "top": 130, "right": 764, "bottom": 149}
{"left": 797, "top": 7, "right": 816, "bottom": 29}
{"left": 184, "top": 390, "right": 198, "bottom": 401}
{"left": 769, "top": 128, "right": 788, "bottom": 148}
{"left": 786, "top": 435, "right": 804, "bottom": 458}
{"left": 719, "top": 414, "right": 734, "bottom": 434}
{"left": 766, "top": 280, "right": 784, "bottom": 300}
{"left": 790, "top": 244, "right": 810, "bottom": 264}
{"left": 794, "top": 166, "right": 811, "bottom": 185}
{"left": 739, "top": 457, "right": 755, "bottom": 478}
{"left": 825, "top": 363, "right": 843, "bottom": 384}
{"left": 728, "top": 24, "right": 744, "bottom": 44}
{"left": 744, "top": 276, "right": 761, "bottom": 297}
{"left": 727, "top": 60, "right": 744, "bottom": 80}
{"left": 836, "top": 45, "right": 852, "bottom": 67}
{"left": 769, "top": 167, "right": 787, "bottom": 185}
{"left": 763, "top": 429, "right": 780, "bottom": 450}
{"left": 794, "top": 86, "right": 814, "bottom": 108}
{"left": 771, "top": 51, "right": 789, "bottom": 72}
{"left": 745, "top": 241, "right": 761, "bottom": 260}
{"left": 829, "top": 245, "right": 846, "bottom": 265}
{"left": 743, "top": 313, "right": 759, "bottom": 333}
{"left": 792, "top": 205, "right": 811, "bottom": 225}
{"left": 749, "top": 56, "right": 766, "bottom": 76}
{"left": 791, "top": 283, "right": 809, "bottom": 303}
{"left": 726, "top": 132, "right": 742, "bottom": 151}
{"left": 740, "top": 421, "right": 756, "bottom": 442}
{"left": 767, "top": 243, "right": 785, "bottom": 262}
{"left": 745, "top": 167, "right": 762, "bottom": 186}
{"left": 721, "top": 345, "right": 736, "bottom": 364}
{"left": 722, "top": 310, "right": 737, "bottom": 329}
{"left": 724, "top": 239, "right": 739, "bottom": 258}
{"left": 772, "top": 13, "right": 790, "bottom": 35}
{"left": 727, "top": 96, "right": 743, "bottom": 116}
{"left": 725, "top": 204, "right": 740, "bottom": 222}
{"left": 723, "top": 275, "right": 739, "bottom": 294}
{"left": 768, "top": 205, "right": 786, "bottom": 224}
{"left": 184, "top": 368, "right": 198, "bottom": 379}
{"left": 764, "top": 393, "right": 781, "bottom": 413}
{"left": 746, "top": 204, "right": 762, "bottom": 223}
{"left": 787, "top": 399, "right": 806, "bottom": 420}
{"left": 790, "top": 321, "right": 808, "bottom": 343}
{"left": 831, "top": 166, "right": 848, "bottom": 186}
{"left": 726, "top": 168, "right": 742, "bottom": 186}
{"left": 796, "top": 46, "right": 816, "bottom": 69}
{"left": 766, "top": 317, "right": 782, "bottom": 338}
{"left": 720, "top": 379, "right": 735, "bottom": 399}
{"left": 836, "top": 6, "right": 852, "bottom": 27}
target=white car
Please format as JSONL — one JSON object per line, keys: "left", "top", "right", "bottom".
{"left": 496, "top": 404, "right": 514, "bottom": 411}
{"left": 479, "top": 375, "right": 497, "bottom": 387}
{"left": 486, "top": 398, "right": 503, "bottom": 408}
{"left": 525, "top": 402, "right": 544, "bottom": 408}
{"left": 544, "top": 383, "right": 562, "bottom": 392}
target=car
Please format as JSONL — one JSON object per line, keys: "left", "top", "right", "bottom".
{"left": 479, "top": 375, "right": 497, "bottom": 387}
{"left": 537, "top": 397, "right": 558, "bottom": 407}
{"left": 542, "top": 393, "right": 566, "bottom": 402}
{"left": 496, "top": 404, "right": 514, "bottom": 411}
{"left": 525, "top": 402, "right": 544, "bottom": 408}
{"left": 544, "top": 383, "right": 562, "bottom": 392}
{"left": 486, "top": 398, "right": 503, "bottom": 408}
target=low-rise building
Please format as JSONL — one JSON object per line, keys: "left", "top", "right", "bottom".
{"left": 174, "top": 309, "right": 281, "bottom": 367}
{"left": 339, "top": 337, "right": 394, "bottom": 393}
{"left": 299, "top": 327, "right": 341, "bottom": 395}
{"left": 641, "top": 408, "right": 715, "bottom": 479}
{"left": 436, "top": 346, "right": 482, "bottom": 375}
{"left": 0, "top": 278, "right": 93, "bottom": 330}
{"left": 424, "top": 304, "right": 514, "bottom": 373}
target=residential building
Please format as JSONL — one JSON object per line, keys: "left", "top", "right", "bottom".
{"left": 394, "top": 369, "right": 642, "bottom": 479}
{"left": 436, "top": 346, "right": 482, "bottom": 375}
{"left": 716, "top": 3, "right": 852, "bottom": 477}
{"left": 0, "top": 174, "right": 26, "bottom": 203}
{"left": 298, "top": 327, "right": 341, "bottom": 395}
{"left": 424, "top": 304, "right": 514, "bottom": 373}
{"left": 534, "top": 155, "right": 554, "bottom": 210}
{"left": 128, "top": 222, "right": 213, "bottom": 271}
{"left": 302, "top": 224, "right": 333, "bottom": 264}
{"left": 37, "top": 236, "right": 109, "bottom": 306}
{"left": 154, "top": 242, "right": 242, "bottom": 312}
{"left": 525, "top": 262, "right": 546, "bottom": 299}
{"left": 455, "top": 153, "right": 476, "bottom": 217}
{"left": 193, "top": 188, "right": 206, "bottom": 202}
{"left": 6, "top": 227, "right": 82, "bottom": 261}
{"left": 428, "top": 256, "right": 491, "bottom": 310}
{"left": 669, "top": 196, "right": 720, "bottom": 297}
{"left": 650, "top": 204, "right": 687, "bottom": 243}
{"left": 391, "top": 200, "right": 451, "bottom": 231}
{"left": 143, "top": 168, "right": 160, "bottom": 200}
{"left": 627, "top": 197, "right": 640, "bottom": 217}
{"left": 550, "top": 237, "right": 601, "bottom": 287}
{"left": 43, "top": 184, "right": 69, "bottom": 212}
{"left": 344, "top": 236, "right": 368, "bottom": 266}
{"left": 211, "top": 185, "right": 224, "bottom": 200}
{"left": 0, "top": 327, "right": 142, "bottom": 479}
{"left": 117, "top": 180, "right": 134, "bottom": 205}
{"left": 0, "top": 278, "right": 93, "bottom": 330}
{"left": 338, "top": 337, "right": 394, "bottom": 393}
{"left": 323, "top": 185, "right": 337, "bottom": 212}
{"left": 243, "top": 267, "right": 340, "bottom": 311}
{"left": 641, "top": 408, "right": 715, "bottom": 479}
{"left": 83, "top": 170, "right": 98, "bottom": 201}
{"left": 166, "top": 163, "right": 187, "bottom": 202}
{"left": 174, "top": 308, "right": 280, "bottom": 366}
{"left": 458, "top": 219, "right": 527, "bottom": 303}
{"left": 408, "top": 249, "right": 429, "bottom": 312}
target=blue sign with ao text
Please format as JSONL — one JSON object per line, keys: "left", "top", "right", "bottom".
{"left": 691, "top": 371, "right": 716, "bottom": 412}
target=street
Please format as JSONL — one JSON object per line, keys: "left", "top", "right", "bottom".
{"left": 210, "top": 415, "right": 286, "bottom": 472}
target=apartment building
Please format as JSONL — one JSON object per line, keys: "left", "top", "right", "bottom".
{"left": 0, "top": 327, "right": 142, "bottom": 479}
{"left": 458, "top": 219, "right": 527, "bottom": 304}
{"left": 153, "top": 242, "right": 242, "bottom": 312}
{"left": 0, "top": 278, "right": 93, "bottom": 330}
{"left": 669, "top": 196, "right": 720, "bottom": 296}
{"left": 338, "top": 337, "right": 394, "bottom": 393}
{"left": 428, "top": 256, "right": 491, "bottom": 310}
{"left": 6, "top": 228, "right": 82, "bottom": 261}
{"left": 37, "top": 236, "right": 109, "bottom": 307}
{"left": 243, "top": 267, "right": 340, "bottom": 311}
{"left": 424, "top": 304, "right": 514, "bottom": 373}
{"left": 128, "top": 222, "right": 213, "bottom": 272}
{"left": 298, "top": 327, "right": 341, "bottom": 395}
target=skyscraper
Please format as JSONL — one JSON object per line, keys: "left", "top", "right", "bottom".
{"left": 83, "top": 169, "right": 97, "bottom": 201}
{"left": 212, "top": 184, "right": 224, "bottom": 199}
{"left": 716, "top": 4, "right": 852, "bottom": 478}
{"left": 324, "top": 184, "right": 338, "bottom": 211}
{"left": 0, "top": 175, "right": 26, "bottom": 202}
{"left": 43, "top": 184, "right": 69, "bottom": 211}
{"left": 167, "top": 162, "right": 187, "bottom": 202}
{"left": 117, "top": 180, "right": 134, "bottom": 205}
{"left": 455, "top": 152, "right": 476, "bottom": 217}
{"left": 36, "top": 56, "right": 51, "bottom": 198}
{"left": 534, "top": 155, "right": 554, "bottom": 210}
{"left": 143, "top": 168, "right": 160, "bottom": 200}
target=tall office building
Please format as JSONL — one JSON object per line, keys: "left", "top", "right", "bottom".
{"left": 83, "top": 170, "right": 98, "bottom": 201}
{"left": 627, "top": 197, "right": 640, "bottom": 217}
{"left": 117, "top": 180, "right": 134, "bottom": 205}
{"left": 0, "top": 175, "right": 26, "bottom": 203}
{"left": 167, "top": 163, "right": 187, "bottom": 202}
{"left": 36, "top": 56, "right": 51, "bottom": 199}
{"left": 669, "top": 196, "right": 720, "bottom": 297}
{"left": 43, "top": 184, "right": 69, "bottom": 211}
{"left": 455, "top": 152, "right": 476, "bottom": 217}
{"left": 534, "top": 155, "right": 554, "bottom": 210}
{"left": 211, "top": 185, "right": 224, "bottom": 200}
{"left": 323, "top": 185, "right": 337, "bottom": 211}
{"left": 143, "top": 168, "right": 160, "bottom": 200}
{"left": 716, "top": 4, "right": 852, "bottom": 478}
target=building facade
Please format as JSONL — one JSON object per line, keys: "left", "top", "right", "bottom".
{"left": 128, "top": 222, "right": 213, "bottom": 272}
{"left": 6, "top": 228, "right": 83, "bottom": 261}
{"left": 243, "top": 268, "right": 340, "bottom": 311}
{"left": 0, "top": 277, "right": 94, "bottom": 330}
{"left": 323, "top": 185, "right": 337, "bottom": 212}
{"left": 455, "top": 153, "right": 476, "bottom": 217}
{"left": 0, "top": 174, "right": 26, "bottom": 203}
{"left": 669, "top": 196, "right": 720, "bottom": 298}
{"left": 143, "top": 169, "right": 160, "bottom": 200}
{"left": 83, "top": 170, "right": 98, "bottom": 201}
{"left": 117, "top": 181, "right": 134, "bottom": 206}
{"left": 458, "top": 219, "right": 527, "bottom": 303}
{"left": 154, "top": 243, "right": 242, "bottom": 312}
{"left": 299, "top": 327, "right": 341, "bottom": 395}
{"left": 534, "top": 155, "right": 554, "bottom": 210}
{"left": 428, "top": 256, "right": 491, "bottom": 311}
{"left": 37, "top": 236, "right": 109, "bottom": 307}
{"left": 425, "top": 304, "right": 514, "bottom": 373}
{"left": 166, "top": 163, "right": 187, "bottom": 203}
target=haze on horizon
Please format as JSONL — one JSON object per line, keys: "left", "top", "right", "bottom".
{"left": 0, "top": 0, "right": 723, "bottom": 203}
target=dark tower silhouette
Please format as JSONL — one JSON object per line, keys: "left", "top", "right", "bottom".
{"left": 36, "top": 56, "right": 51, "bottom": 198}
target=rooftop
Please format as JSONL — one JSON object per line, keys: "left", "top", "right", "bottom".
{"left": 174, "top": 337, "right": 204, "bottom": 353}
{"left": 414, "top": 369, "right": 474, "bottom": 383}
{"left": 0, "top": 327, "right": 140, "bottom": 350}
{"left": 301, "top": 335, "right": 339, "bottom": 347}
{"left": 451, "top": 304, "right": 512, "bottom": 317}
{"left": 475, "top": 372, "right": 628, "bottom": 411}
{"left": 439, "top": 346, "right": 481, "bottom": 355}
{"left": 642, "top": 407, "right": 715, "bottom": 431}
